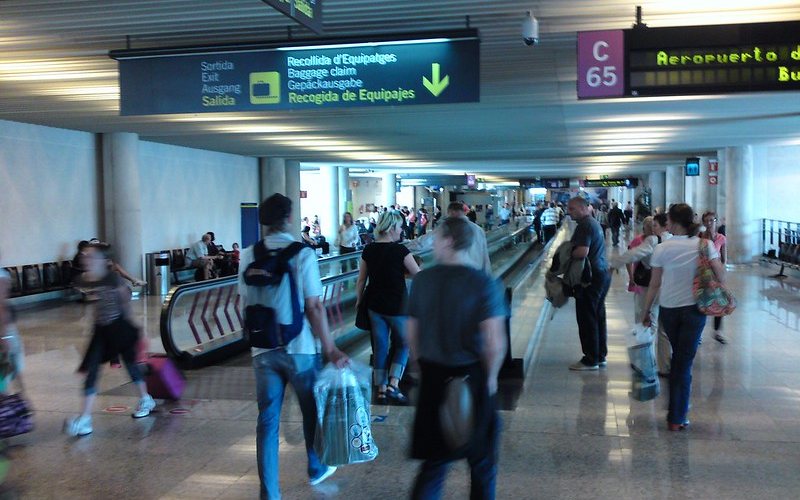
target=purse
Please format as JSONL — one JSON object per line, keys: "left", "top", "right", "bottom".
{"left": 632, "top": 263, "right": 652, "bottom": 287}
{"left": 0, "top": 393, "right": 34, "bottom": 438}
{"left": 355, "top": 299, "right": 370, "bottom": 330}
{"left": 694, "top": 239, "right": 736, "bottom": 316}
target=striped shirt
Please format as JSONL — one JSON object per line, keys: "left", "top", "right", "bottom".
{"left": 541, "top": 208, "right": 559, "bottom": 226}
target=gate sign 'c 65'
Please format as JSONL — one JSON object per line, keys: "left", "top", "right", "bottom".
{"left": 577, "top": 30, "right": 625, "bottom": 99}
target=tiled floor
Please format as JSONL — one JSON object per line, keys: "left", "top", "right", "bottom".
{"left": 3, "top": 241, "right": 800, "bottom": 499}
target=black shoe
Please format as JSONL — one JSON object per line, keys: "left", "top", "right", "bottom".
{"left": 385, "top": 385, "right": 409, "bottom": 405}
{"left": 375, "top": 391, "right": 387, "bottom": 404}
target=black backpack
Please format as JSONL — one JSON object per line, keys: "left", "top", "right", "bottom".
{"left": 242, "top": 241, "right": 307, "bottom": 349}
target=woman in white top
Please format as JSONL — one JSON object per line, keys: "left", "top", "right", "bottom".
{"left": 643, "top": 204, "right": 725, "bottom": 431}
{"left": 337, "top": 212, "right": 361, "bottom": 272}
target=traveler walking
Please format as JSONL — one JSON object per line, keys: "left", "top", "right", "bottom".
{"left": 0, "top": 251, "right": 25, "bottom": 394}
{"left": 533, "top": 202, "right": 545, "bottom": 242}
{"left": 239, "top": 193, "right": 349, "bottom": 498}
{"left": 642, "top": 203, "right": 726, "bottom": 431}
{"left": 64, "top": 243, "right": 155, "bottom": 437}
{"left": 541, "top": 202, "right": 559, "bottom": 244}
{"left": 611, "top": 213, "right": 673, "bottom": 375}
{"left": 701, "top": 211, "right": 728, "bottom": 344}
{"left": 596, "top": 205, "right": 609, "bottom": 239}
{"left": 355, "top": 210, "right": 420, "bottom": 404}
{"left": 608, "top": 202, "right": 625, "bottom": 247}
{"left": 498, "top": 203, "right": 511, "bottom": 226}
{"left": 624, "top": 201, "right": 634, "bottom": 227}
{"left": 406, "top": 217, "right": 507, "bottom": 500}
{"left": 336, "top": 212, "right": 360, "bottom": 272}
{"left": 567, "top": 197, "right": 612, "bottom": 371}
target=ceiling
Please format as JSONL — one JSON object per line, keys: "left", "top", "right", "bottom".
{"left": 1, "top": 0, "right": 800, "bottom": 179}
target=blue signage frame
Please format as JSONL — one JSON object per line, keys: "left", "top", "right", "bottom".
{"left": 111, "top": 30, "right": 480, "bottom": 116}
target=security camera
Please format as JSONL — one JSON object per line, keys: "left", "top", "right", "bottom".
{"left": 522, "top": 10, "right": 539, "bottom": 46}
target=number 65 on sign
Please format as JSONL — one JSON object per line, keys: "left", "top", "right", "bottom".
{"left": 577, "top": 30, "right": 625, "bottom": 99}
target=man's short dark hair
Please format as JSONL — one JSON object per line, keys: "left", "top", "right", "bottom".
{"left": 438, "top": 217, "right": 473, "bottom": 251}
{"left": 568, "top": 196, "right": 589, "bottom": 208}
{"left": 653, "top": 213, "right": 668, "bottom": 227}
{"left": 259, "top": 193, "right": 292, "bottom": 229}
{"left": 447, "top": 202, "right": 465, "bottom": 213}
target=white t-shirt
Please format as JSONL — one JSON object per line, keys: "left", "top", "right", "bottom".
{"left": 238, "top": 232, "right": 323, "bottom": 356}
{"left": 337, "top": 224, "right": 360, "bottom": 248}
{"left": 186, "top": 240, "right": 208, "bottom": 264}
{"left": 650, "top": 235, "right": 719, "bottom": 308}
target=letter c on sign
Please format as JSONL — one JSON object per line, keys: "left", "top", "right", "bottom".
{"left": 593, "top": 41, "right": 609, "bottom": 62}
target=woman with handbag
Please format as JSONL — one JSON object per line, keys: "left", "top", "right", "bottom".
{"left": 642, "top": 204, "right": 727, "bottom": 431}
{"left": 355, "top": 210, "right": 420, "bottom": 404}
{"left": 406, "top": 217, "right": 507, "bottom": 500}
{"left": 701, "top": 211, "right": 728, "bottom": 344}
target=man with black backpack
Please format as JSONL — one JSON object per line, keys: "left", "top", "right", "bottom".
{"left": 239, "top": 193, "right": 349, "bottom": 500}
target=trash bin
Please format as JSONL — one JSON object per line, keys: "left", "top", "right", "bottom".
{"left": 146, "top": 252, "right": 171, "bottom": 296}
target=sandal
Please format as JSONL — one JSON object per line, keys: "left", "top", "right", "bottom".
{"left": 385, "top": 385, "right": 409, "bottom": 405}
{"left": 375, "top": 390, "right": 387, "bottom": 404}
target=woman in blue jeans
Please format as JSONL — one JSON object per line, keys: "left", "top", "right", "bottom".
{"left": 356, "top": 210, "right": 420, "bottom": 404}
{"left": 642, "top": 203, "right": 726, "bottom": 431}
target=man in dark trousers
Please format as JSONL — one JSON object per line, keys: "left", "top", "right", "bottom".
{"left": 566, "top": 197, "right": 612, "bottom": 371}
{"left": 607, "top": 202, "right": 625, "bottom": 247}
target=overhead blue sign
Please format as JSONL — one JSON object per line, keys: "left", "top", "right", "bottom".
{"left": 113, "top": 36, "right": 480, "bottom": 116}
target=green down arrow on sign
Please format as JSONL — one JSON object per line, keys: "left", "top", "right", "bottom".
{"left": 423, "top": 63, "right": 450, "bottom": 97}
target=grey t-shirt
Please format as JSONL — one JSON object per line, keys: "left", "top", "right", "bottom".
{"left": 571, "top": 215, "right": 608, "bottom": 272}
{"left": 407, "top": 265, "right": 507, "bottom": 366}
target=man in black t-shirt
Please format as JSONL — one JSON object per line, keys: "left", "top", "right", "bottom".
{"left": 567, "top": 197, "right": 612, "bottom": 371}
{"left": 607, "top": 202, "right": 625, "bottom": 247}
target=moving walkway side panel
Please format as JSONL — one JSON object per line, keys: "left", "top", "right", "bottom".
{"left": 160, "top": 276, "right": 248, "bottom": 369}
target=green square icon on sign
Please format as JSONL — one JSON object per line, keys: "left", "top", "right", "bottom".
{"left": 250, "top": 72, "right": 280, "bottom": 104}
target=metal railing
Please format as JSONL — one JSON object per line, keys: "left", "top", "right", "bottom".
{"left": 161, "top": 223, "right": 536, "bottom": 368}
{"left": 761, "top": 218, "right": 800, "bottom": 278}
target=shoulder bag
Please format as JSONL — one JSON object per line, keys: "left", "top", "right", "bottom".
{"left": 694, "top": 238, "right": 736, "bottom": 316}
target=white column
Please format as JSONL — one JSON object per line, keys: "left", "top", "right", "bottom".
{"left": 722, "top": 146, "right": 757, "bottom": 264}
{"left": 694, "top": 156, "right": 711, "bottom": 214}
{"left": 102, "top": 132, "right": 144, "bottom": 281}
{"left": 715, "top": 154, "right": 727, "bottom": 224}
{"left": 338, "top": 167, "right": 350, "bottom": 217}
{"left": 665, "top": 165, "right": 684, "bottom": 208}
{"left": 648, "top": 170, "right": 666, "bottom": 213}
{"left": 320, "top": 165, "right": 339, "bottom": 242}
{"left": 260, "top": 157, "right": 286, "bottom": 198}
{"left": 382, "top": 173, "right": 397, "bottom": 207}
{"left": 285, "top": 160, "right": 301, "bottom": 226}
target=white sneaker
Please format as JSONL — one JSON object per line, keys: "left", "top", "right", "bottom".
{"left": 132, "top": 395, "right": 156, "bottom": 418}
{"left": 64, "top": 415, "right": 93, "bottom": 437}
{"left": 309, "top": 466, "right": 337, "bottom": 486}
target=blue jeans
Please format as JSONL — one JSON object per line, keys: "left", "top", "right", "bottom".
{"left": 659, "top": 305, "right": 707, "bottom": 425}
{"left": 252, "top": 351, "right": 325, "bottom": 500}
{"left": 367, "top": 310, "right": 408, "bottom": 386}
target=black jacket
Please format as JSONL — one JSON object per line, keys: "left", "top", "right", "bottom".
{"left": 608, "top": 208, "right": 625, "bottom": 228}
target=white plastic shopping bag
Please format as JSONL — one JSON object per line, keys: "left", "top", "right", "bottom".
{"left": 313, "top": 361, "right": 379, "bottom": 466}
{"left": 627, "top": 324, "right": 660, "bottom": 401}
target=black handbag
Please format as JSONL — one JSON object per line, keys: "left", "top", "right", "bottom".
{"left": 633, "top": 263, "right": 652, "bottom": 287}
{"left": 355, "top": 299, "right": 370, "bottom": 330}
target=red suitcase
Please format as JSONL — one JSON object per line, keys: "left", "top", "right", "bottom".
{"left": 144, "top": 354, "right": 186, "bottom": 400}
